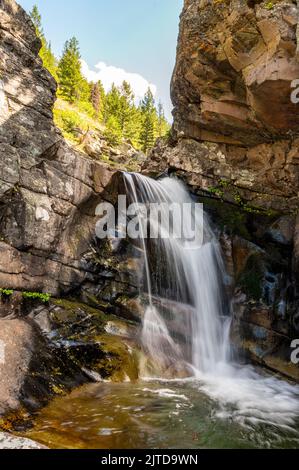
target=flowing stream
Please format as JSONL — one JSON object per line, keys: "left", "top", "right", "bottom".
{"left": 23, "top": 173, "right": 299, "bottom": 449}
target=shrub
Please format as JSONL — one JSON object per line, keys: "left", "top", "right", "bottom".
{"left": 54, "top": 108, "right": 88, "bottom": 140}
{"left": 0, "top": 288, "right": 13, "bottom": 297}
{"left": 22, "top": 291, "right": 51, "bottom": 303}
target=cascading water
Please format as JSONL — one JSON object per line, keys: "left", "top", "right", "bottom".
{"left": 23, "top": 172, "right": 299, "bottom": 449}
{"left": 123, "top": 172, "right": 299, "bottom": 432}
{"left": 123, "top": 172, "right": 231, "bottom": 375}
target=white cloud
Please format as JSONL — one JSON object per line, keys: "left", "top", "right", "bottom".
{"left": 81, "top": 60, "right": 157, "bottom": 102}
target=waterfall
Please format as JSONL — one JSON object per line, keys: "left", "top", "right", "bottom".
{"left": 123, "top": 172, "right": 299, "bottom": 430}
{"left": 123, "top": 172, "right": 231, "bottom": 375}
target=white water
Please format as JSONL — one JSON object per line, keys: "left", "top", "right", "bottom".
{"left": 123, "top": 173, "right": 299, "bottom": 432}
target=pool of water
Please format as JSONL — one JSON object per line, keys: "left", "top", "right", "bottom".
{"left": 23, "top": 372, "right": 299, "bottom": 449}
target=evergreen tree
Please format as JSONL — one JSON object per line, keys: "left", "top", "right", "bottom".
{"left": 104, "top": 83, "right": 121, "bottom": 122}
{"left": 139, "top": 88, "right": 156, "bottom": 153}
{"left": 104, "top": 115, "right": 122, "bottom": 146}
{"left": 119, "top": 81, "right": 133, "bottom": 132}
{"left": 80, "top": 77, "right": 92, "bottom": 103}
{"left": 57, "top": 37, "right": 84, "bottom": 103}
{"left": 119, "top": 81, "right": 141, "bottom": 143}
{"left": 30, "top": 5, "right": 42, "bottom": 33}
{"left": 30, "top": 5, "right": 57, "bottom": 80}
{"left": 156, "top": 100, "right": 169, "bottom": 138}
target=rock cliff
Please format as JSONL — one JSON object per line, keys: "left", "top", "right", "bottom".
{"left": 0, "top": 0, "right": 141, "bottom": 417}
{"left": 145, "top": 0, "right": 299, "bottom": 380}
{"left": 0, "top": 0, "right": 121, "bottom": 297}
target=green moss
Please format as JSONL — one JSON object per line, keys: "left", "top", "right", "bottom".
{"left": 207, "top": 180, "right": 279, "bottom": 217}
{"left": 92, "top": 334, "right": 139, "bottom": 382}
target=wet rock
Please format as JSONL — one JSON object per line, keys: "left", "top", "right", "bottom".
{"left": 0, "top": 297, "right": 141, "bottom": 418}
{"left": 266, "top": 216, "right": 295, "bottom": 245}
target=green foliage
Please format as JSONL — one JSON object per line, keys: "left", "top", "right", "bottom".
{"left": 156, "top": 101, "right": 170, "bottom": 138}
{"left": 0, "top": 288, "right": 13, "bottom": 297}
{"left": 104, "top": 114, "right": 123, "bottom": 146}
{"left": 208, "top": 180, "right": 276, "bottom": 216}
{"left": 22, "top": 291, "right": 51, "bottom": 303}
{"left": 76, "top": 100, "right": 96, "bottom": 119}
{"left": 139, "top": 88, "right": 156, "bottom": 153}
{"left": 0, "top": 289, "right": 51, "bottom": 303}
{"left": 30, "top": 11, "right": 171, "bottom": 155}
{"left": 30, "top": 5, "right": 58, "bottom": 80}
{"left": 58, "top": 37, "right": 85, "bottom": 103}
{"left": 53, "top": 107, "right": 88, "bottom": 140}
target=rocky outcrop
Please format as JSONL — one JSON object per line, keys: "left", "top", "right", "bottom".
{"left": 144, "top": 0, "right": 299, "bottom": 380}
{"left": 0, "top": 296, "right": 140, "bottom": 417}
{"left": 146, "top": 0, "right": 299, "bottom": 213}
{"left": 172, "top": 0, "right": 299, "bottom": 146}
{"left": 0, "top": 0, "right": 142, "bottom": 418}
{"left": 0, "top": 0, "right": 121, "bottom": 297}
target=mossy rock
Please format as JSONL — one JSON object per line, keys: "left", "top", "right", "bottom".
{"left": 48, "top": 299, "right": 140, "bottom": 382}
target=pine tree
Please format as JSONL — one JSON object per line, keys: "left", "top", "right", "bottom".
{"left": 57, "top": 37, "right": 84, "bottom": 103}
{"left": 119, "top": 81, "right": 133, "bottom": 132}
{"left": 156, "top": 101, "right": 166, "bottom": 138}
{"left": 104, "top": 83, "right": 121, "bottom": 123}
{"left": 30, "top": 5, "right": 42, "bottom": 33}
{"left": 119, "top": 81, "right": 141, "bottom": 143}
{"left": 104, "top": 115, "right": 122, "bottom": 146}
{"left": 139, "top": 88, "right": 156, "bottom": 153}
{"left": 30, "top": 5, "right": 58, "bottom": 80}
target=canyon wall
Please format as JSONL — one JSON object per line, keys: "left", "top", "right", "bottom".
{"left": 0, "top": 0, "right": 141, "bottom": 416}
{"left": 0, "top": 0, "right": 122, "bottom": 298}
{"left": 145, "top": 0, "right": 299, "bottom": 379}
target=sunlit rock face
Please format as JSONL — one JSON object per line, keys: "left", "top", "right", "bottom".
{"left": 0, "top": 0, "right": 120, "bottom": 297}
{"left": 146, "top": 0, "right": 299, "bottom": 213}
{"left": 172, "top": 0, "right": 299, "bottom": 145}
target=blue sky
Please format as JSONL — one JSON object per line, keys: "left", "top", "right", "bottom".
{"left": 18, "top": 0, "right": 183, "bottom": 120}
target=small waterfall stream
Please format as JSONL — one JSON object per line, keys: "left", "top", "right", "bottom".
{"left": 123, "top": 172, "right": 299, "bottom": 430}
{"left": 123, "top": 172, "right": 230, "bottom": 375}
